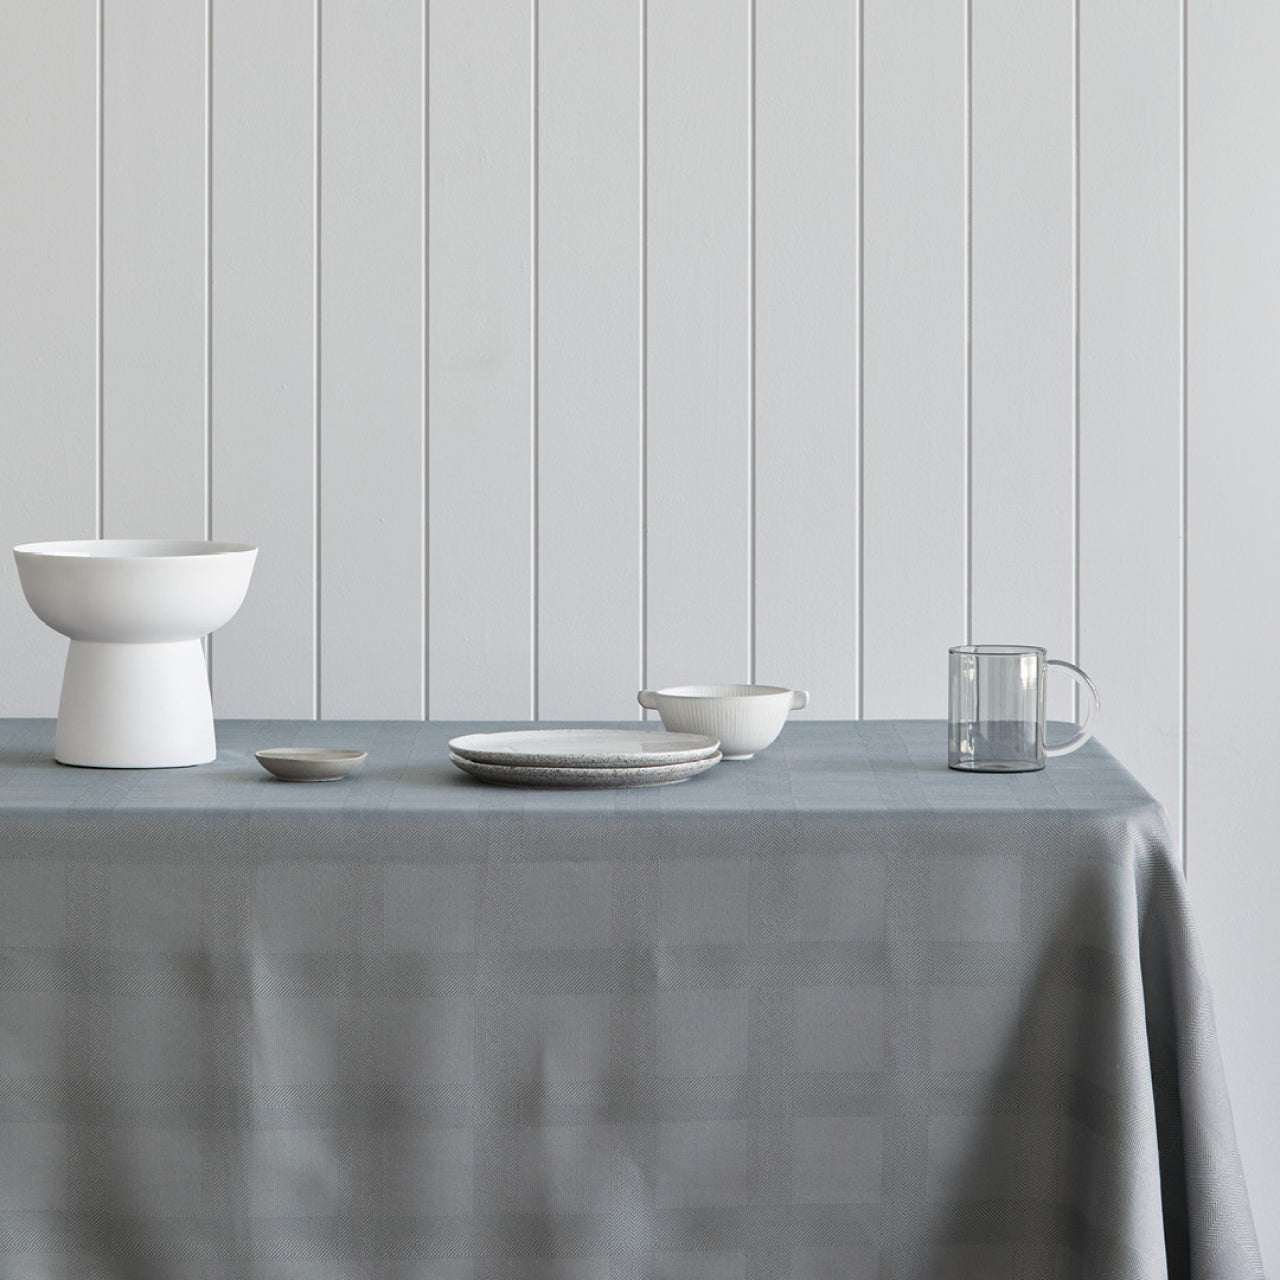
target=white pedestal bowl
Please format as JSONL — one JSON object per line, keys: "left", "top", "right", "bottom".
{"left": 13, "top": 539, "right": 258, "bottom": 768}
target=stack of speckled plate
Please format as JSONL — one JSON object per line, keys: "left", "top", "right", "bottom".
{"left": 447, "top": 728, "right": 722, "bottom": 788}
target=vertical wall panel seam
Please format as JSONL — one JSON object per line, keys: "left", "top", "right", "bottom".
{"left": 96, "top": 0, "right": 104, "bottom": 540}
{"left": 1179, "top": 0, "right": 1189, "bottom": 871}
{"left": 963, "top": 0, "right": 972, "bottom": 645}
{"left": 204, "top": 0, "right": 214, "bottom": 686}
{"left": 747, "top": 0, "right": 757, "bottom": 685}
{"left": 427, "top": 0, "right": 437, "bottom": 721}
{"left": 313, "top": 0, "right": 322, "bottom": 719}
{"left": 639, "top": 0, "right": 649, "bottom": 715}
{"left": 1072, "top": 0, "right": 1081, "bottom": 715}
{"left": 531, "top": 0, "right": 540, "bottom": 721}
{"left": 855, "top": 0, "right": 864, "bottom": 718}
{"left": 205, "top": 0, "right": 213, "bottom": 547}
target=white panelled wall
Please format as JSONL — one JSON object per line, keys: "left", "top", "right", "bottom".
{"left": 1, "top": 0, "right": 1276, "bottom": 1260}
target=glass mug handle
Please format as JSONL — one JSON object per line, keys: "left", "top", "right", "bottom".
{"left": 1044, "top": 659, "right": 1101, "bottom": 757}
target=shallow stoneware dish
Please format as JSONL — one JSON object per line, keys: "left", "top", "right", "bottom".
{"left": 449, "top": 750, "right": 721, "bottom": 789}
{"left": 637, "top": 684, "right": 809, "bottom": 759}
{"left": 255, "top": 747, "right": 367, "bottom": 782}
{"left": 448, "top": 728, "right": 720, "bottom": 769}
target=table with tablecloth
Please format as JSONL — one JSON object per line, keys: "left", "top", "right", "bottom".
{"left": 0, "top": 718, "right": 1264, "bottom": 1278}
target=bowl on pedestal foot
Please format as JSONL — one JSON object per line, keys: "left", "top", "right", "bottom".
{"left": 13, "top": 539, "right": 258, "bottom": 768}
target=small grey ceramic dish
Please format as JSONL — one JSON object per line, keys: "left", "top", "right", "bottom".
{"left": 255, "top": 747, "right": 367, "bottom": 782}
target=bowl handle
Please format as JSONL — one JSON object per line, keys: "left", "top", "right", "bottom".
{"left": 637, "top": 690, "right": 660, "bottom": 710}
{"left": 790, "top": 690, "right": 809, "bottom": 711}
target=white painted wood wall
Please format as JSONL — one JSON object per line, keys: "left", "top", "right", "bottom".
{"left": 0, "top": 0, "right": 1275, "bottom": 1259}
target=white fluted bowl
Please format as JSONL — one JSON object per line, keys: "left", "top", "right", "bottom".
{"left": 637, "top": 684, "right": 809, "bottom": 759}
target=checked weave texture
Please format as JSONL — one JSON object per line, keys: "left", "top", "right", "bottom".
{"left": 0, "top": 718, "right": 1264, "bottom": 1279}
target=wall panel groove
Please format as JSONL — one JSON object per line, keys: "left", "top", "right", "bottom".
{"left": 1178, "top": 0, "right": 1188, "bottom": 874}
{"left": 421, "top": 0, "right": 430, "bottom": 717}
{"left": 747, "top": 0, "right": 757, "bottom": 687}
{"left": 95, "top": 0, "right": 104, "bottom": 541}
{"left": 530, "top": 0, "right": 540, "bottom": 721}
{"left": 1072, "top": 0, "right": 1081, "bottom": 695}
{"left": 203, "top": 0, "right": 213, "bottom": 549}
{"left": 963, "top": 0, "right": 972, "bottom": 648}
{"left": 639, "top": 0, "right": 649, "bottom": 706}
{"left": 855, "top": 0, "right": 864, "bottom": 719}
{"left": 313, "top": 0, "right": 322, "bottom": 717}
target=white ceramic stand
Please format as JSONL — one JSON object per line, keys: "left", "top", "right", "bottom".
{"left": 13, "top": 539, "right": 257, "bottom": 769}
{"left": 56, "top": 639, "right": 217, "bottom": 768}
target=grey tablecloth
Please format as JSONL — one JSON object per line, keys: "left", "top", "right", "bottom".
{"left": 0, "top": 718, "right": 1263, "bottom": 1279}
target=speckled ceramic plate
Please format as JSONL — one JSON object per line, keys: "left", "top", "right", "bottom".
{"left": 447, "top": 728, "right": 720, "bottom": 768}
{"left": 448, "top": 750, "right": 721, "bottom": 788}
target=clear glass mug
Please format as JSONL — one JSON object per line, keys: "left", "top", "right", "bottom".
{"left": 948, "top": 645, "right": 1100, "bottom": 772}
